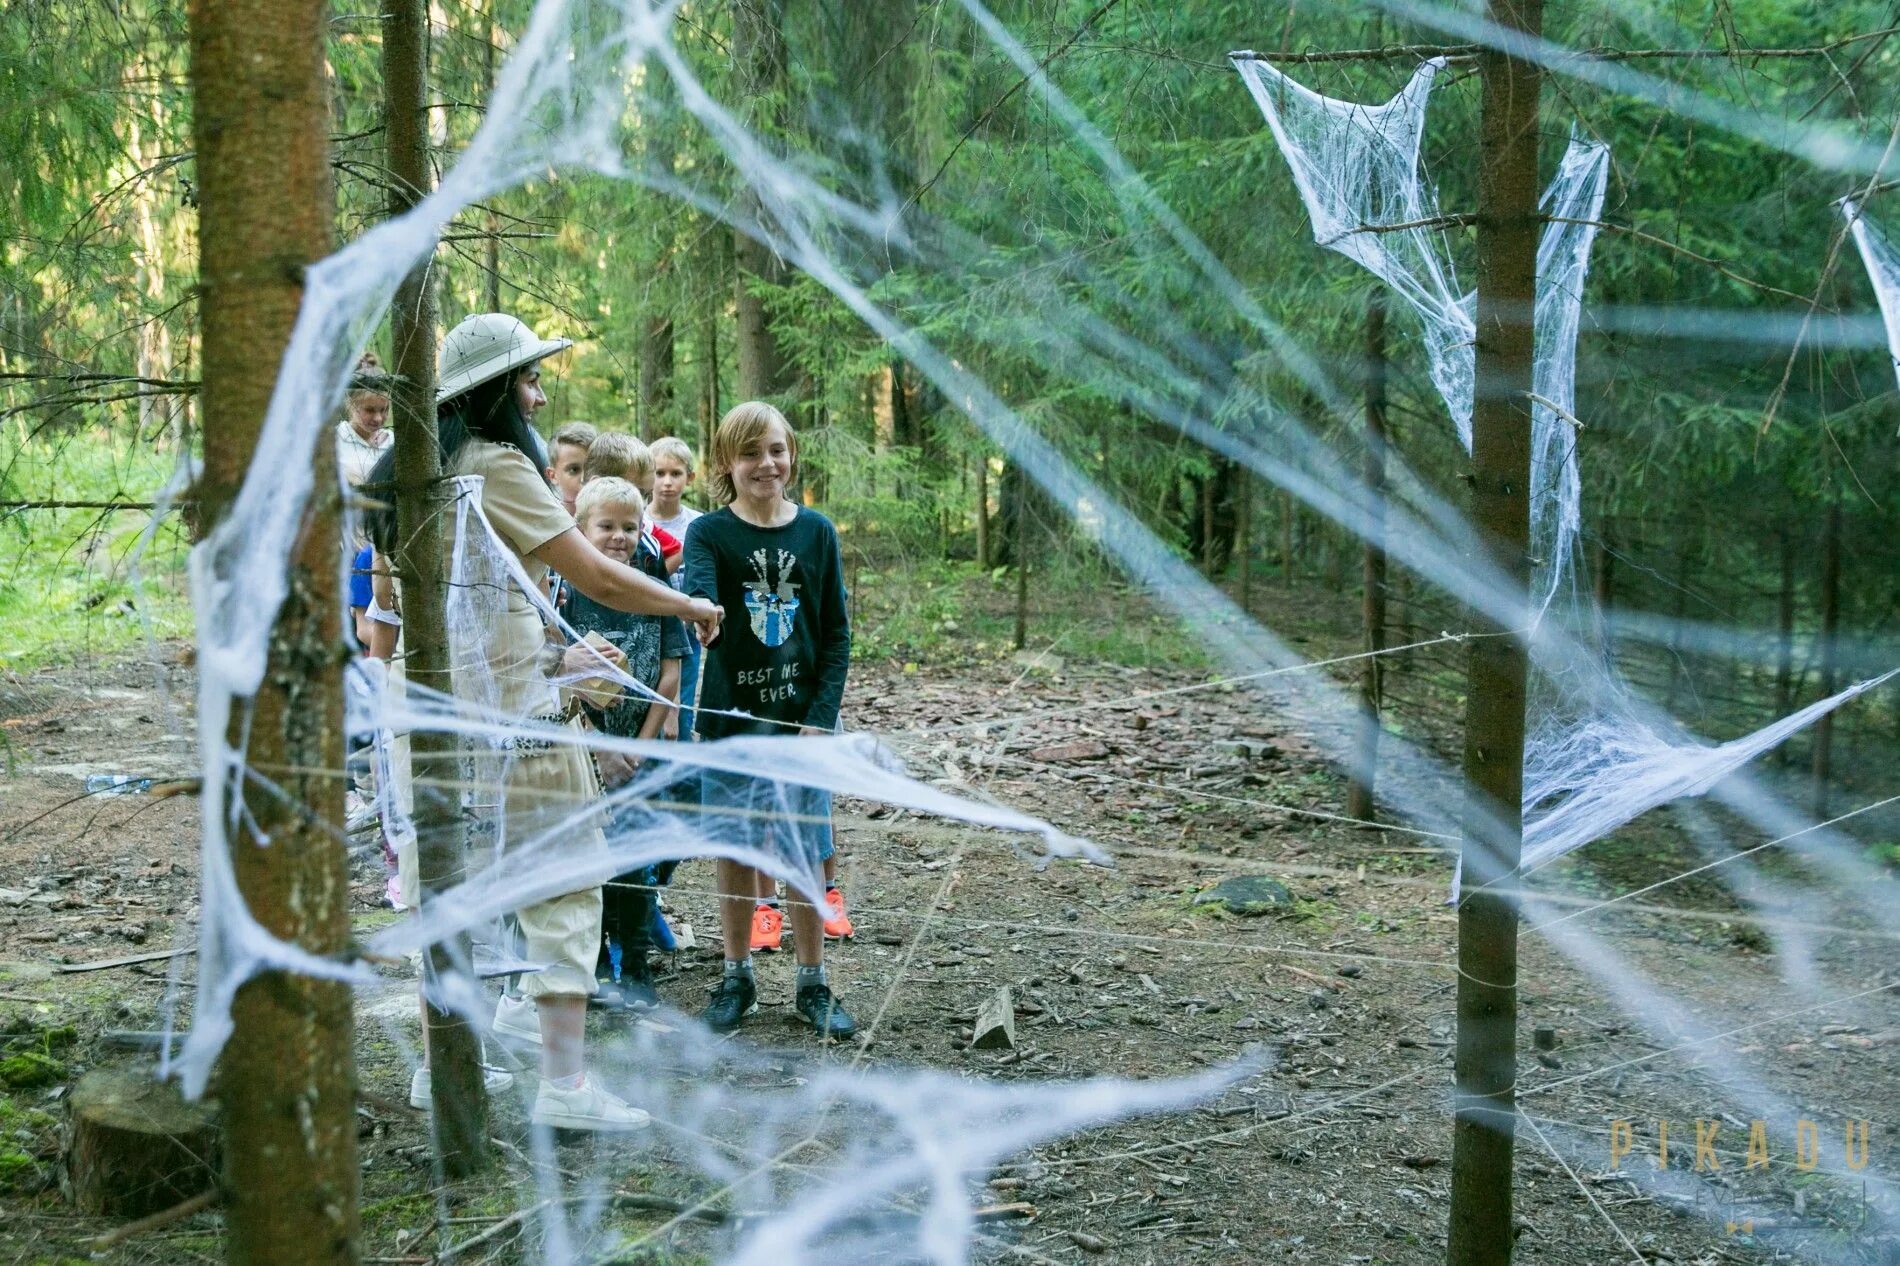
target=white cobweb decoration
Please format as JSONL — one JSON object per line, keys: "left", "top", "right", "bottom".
{"left": 1230, "top": 53, "right": 1896, "bottom": 877}
{"left": 1842, "top": 196, "right": 1900, "bottom": 394}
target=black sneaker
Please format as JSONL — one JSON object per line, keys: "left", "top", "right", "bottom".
{"left": 702, "top": 974, "right": 757, "bottom": 1032}
{"left": 589, "top": 970, "right": 626, "bottom": 1011}
{"left": 794, "top": 983, "right": 857, "bottom": 1040}
{"left": 619, "top": 954, "right": 660, "bottom": 1011}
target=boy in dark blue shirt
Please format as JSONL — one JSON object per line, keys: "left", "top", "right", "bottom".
{"left": 558, "top": 477, "right": 684, "bottom": 1009}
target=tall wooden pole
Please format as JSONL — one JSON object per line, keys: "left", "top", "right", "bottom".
{"left": 1235, "top": 466, "right": 1252, "bottom": 613}
{"left": 974, "top": 449, "right": 991, "bottom": 570}
{"left": 187, "top": 0, "right": 359, "bottom": 1260}
{"left": 1447, "top": 3, "right": 1541, "bottom": 1263}
{"left": 1347, "top": 292, "right": 1388, "bottom": 823}
{"left": 384, "top": 0, "right": 489, "bottom": 1175}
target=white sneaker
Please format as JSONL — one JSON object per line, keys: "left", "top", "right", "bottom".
{"left": 409, "top": 1062, "right": 514, "bottom": 1110}
{"left": 492, "top": 993, "right": 542, "bottom": 1050}
{"left": 530, "top": 1076, "right": 651, "bottom": 1132}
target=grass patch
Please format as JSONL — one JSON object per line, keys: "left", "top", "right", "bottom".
{"left": 0, "top": 422, "right": 192, "bottom": 671}
{"left": 848, "top": 556, "right": 1212, "bottom": 674}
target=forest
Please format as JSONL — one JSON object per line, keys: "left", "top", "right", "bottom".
{"left": 0, "top": 1, "right": 1897, "bottom": 1264}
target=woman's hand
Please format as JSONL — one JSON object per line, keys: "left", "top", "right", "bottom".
{"left": 596, "top": 749, "right": 639, "bottom": 789}
{"left": 562, "top": 638, "right": 626, "bottom": 680}
{"left": 686, "top": 598, "right": 723, "bottom": 646}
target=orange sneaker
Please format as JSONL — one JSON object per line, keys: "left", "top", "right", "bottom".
{"left": 750, "top": 903, "right": 784, "bottom": 953}
{"left": 822, "top": 887, "right": 854, "bottom": 940}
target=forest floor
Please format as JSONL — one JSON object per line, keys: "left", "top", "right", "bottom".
{"left": 0, "top": 566, "right": 1896, "bottom": 1266}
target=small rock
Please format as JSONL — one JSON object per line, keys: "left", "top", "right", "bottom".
{"left": 1192, "top": 875, "right": 1294, "bottom": 916}
{"left": 1336, "top": 964, "right": 1363, "bottom": 979}
{"left": 1027, "top": 740, "right": 1109, "bottom": 763}
{"left": 1535, "top": 1052, "right": 1563, "bottom": 1070}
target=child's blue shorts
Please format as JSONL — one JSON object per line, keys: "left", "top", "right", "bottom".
{"left": 699, "top": 768, "right": 835, "bottom": 872}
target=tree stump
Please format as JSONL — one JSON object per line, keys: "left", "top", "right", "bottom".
{"left": 64, "top": 1062, "right": 218, "bottom": 1218}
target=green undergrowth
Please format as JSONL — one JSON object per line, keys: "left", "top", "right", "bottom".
{"left": 847, "top": 554, "right": 1214, "bottom": 674}
{"left": 0, "top": 423, "right": 192, "bottom": 671}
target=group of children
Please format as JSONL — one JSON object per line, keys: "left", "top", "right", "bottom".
{"left": 529, "top": 409, "right": 859, "bottom": 1039}
{"left": 350, "top": 313, "right": 863, "bottom": 1133}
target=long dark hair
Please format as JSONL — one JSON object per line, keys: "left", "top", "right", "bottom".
{"left": 362, "top": 366, "right": 549, "bottom": 554}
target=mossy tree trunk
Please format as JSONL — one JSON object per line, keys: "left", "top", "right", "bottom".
{"left": 186, "top": 0, "right": 359, "bottom": 1261}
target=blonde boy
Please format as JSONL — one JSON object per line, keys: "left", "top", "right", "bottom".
{"left": 545, "top": 421, "right": 598, "bottom": 516}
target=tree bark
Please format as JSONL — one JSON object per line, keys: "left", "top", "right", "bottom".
{"left": 1235, "top": 465, "right": 1252, "bottom": 613}
{"left": 1593, "top": 520, "right": 1614, "bottom": 657}
{"left": 187, "top": 0, "right": 358, "bottom": 1260}
{"left": 480, "top": 0, "right": 501, "bottom": 312}
{"left": 1772, "top": 525, "right": 1796, "bottom": 763}
{"left": 1447, "top": 5, "right": 1541, "bottom": 1264}
{"left": 731, "top": 0, "right": 789, "bottom": 401}
{"left": 1347, "top": 292, "right": 1388, "bottom": 824}
{"left": 384, "top": 0, "right": 489, "bottom": 1177}
{"left": 1811, "top": 500, "right": 1841, "bottom": 816}
{"left": 1280, "top": 490, "right": 1295, "bottom": 589}
{"left": 640, "top": 315, "right": 675, "bottom": 439}
{"left": 974, "top": 449, "right": 991, "bottom": 570}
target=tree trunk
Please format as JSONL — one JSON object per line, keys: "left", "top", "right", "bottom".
{"left": 731, "top": 0, "right": 788, "bottom": 402}
{"left": 702, "top": 296, "right": 720, "bottom": 437}
{"left": 974, "top": 449, "right": 991, "bottom": 570}
{"left": 480, "top": 0, "right": 501, "bottom": 311}
{"left": 384, "top": 0, "right": 489, "bottom": 1177}
{"left": 1235, "top": 466, "right": 1252, "bottom": 612}
{"left": 187, "top": 0, "right": 359, "bottom": 1260}
{"left": 1200, "top": 464, "right": 1218, "bottom": 572}
{"left": 1280, "top": 490, "right": 1295, "bottom": 589}
{"left": 1772, "top": 525, "right": 1796, "bottom": 763}
{"left": 1013, "top": 470, "right": 1030, "bottom": 651}
{"left": 1811, "top": 500, "right": 1841, "bottom": 816}
{"left": 640, "top": 315, "right": 675, "bottom": 439}
{"left": 1593, "top": 520, "right": 1614, "bottom": 657}
{"left": 1663, "top": 537, "right": 1693, "bottom": 712}
{"left": 1347, "top": 292, "right": 1388, "bottom": 824}
{"left": 1447, "top": 5, "right": 1541, "bottom": 1264}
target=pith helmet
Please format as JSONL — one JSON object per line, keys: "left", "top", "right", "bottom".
{"left": 436, "top": 312, "right": 573, "bottom": 401}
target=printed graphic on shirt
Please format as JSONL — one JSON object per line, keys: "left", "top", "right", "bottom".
{"left": 744, "top": 547, "right": 801, "bottom": 647}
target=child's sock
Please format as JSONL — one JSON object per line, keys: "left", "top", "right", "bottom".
{"left": 825, "top": 882, "right": 839, "bottom": 893}
{"left": 546, "top": 1071, "right": 584, "bottom": 1091}
{"left": 795, "top": 963, "right": 827, "bottom": 989}
{"left": 724, "top": 956, "right": 755, "bottom": 982}
{"left": 759, "top": 895, "right": 781, "bottom": 909}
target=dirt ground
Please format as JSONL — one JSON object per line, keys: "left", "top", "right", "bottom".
{"left": 0, "top": 624, "right": 1896, "bottom": 1266}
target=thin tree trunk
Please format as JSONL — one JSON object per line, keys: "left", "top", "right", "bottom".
{"left": 480, "top": 0, "right": 500, "bottom": 311}
{"left": 1664, "top": 538, "right": 1692, "bottom": 712}
{"left": 1200, "top": 465, "right": 1217, "bottom": 572}
{"left": 1811, "top": 500, "right": 1841, "bottom": 816}
{"left": 1235, "top": 466, "right": 1251, "bottom": 613}
{"left": 187, "top": 0, "right": 358, "bottom": 1260}
{"left": 1013, "top": 471, "right": 1030, "bottom": 651}
{"left": 1280, "top": 490, "right": 1294, "bottom": 589}
{"left": 1347, "top": 292, "right": 1388, "bottom": 823}
{"left": 731, "top": 0, "right": 788, "bottom": 401}
{"left": 1593, "top": 521, "right": 1614, "bottom": 657}
{"left": 702, "top": 298, "right": 719, "bottom": 438}
{"left": 1772, "top": 526, "right": 1796, "bottom": 762}
{"left": 1447, "top": 5, "right": 1541, "bottom": 1263}
{"left": 974, "top": 449, "right": 991, "bottom": 570}
{"left": 384, "top": 0, "right": 488, "bottom": 1177}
